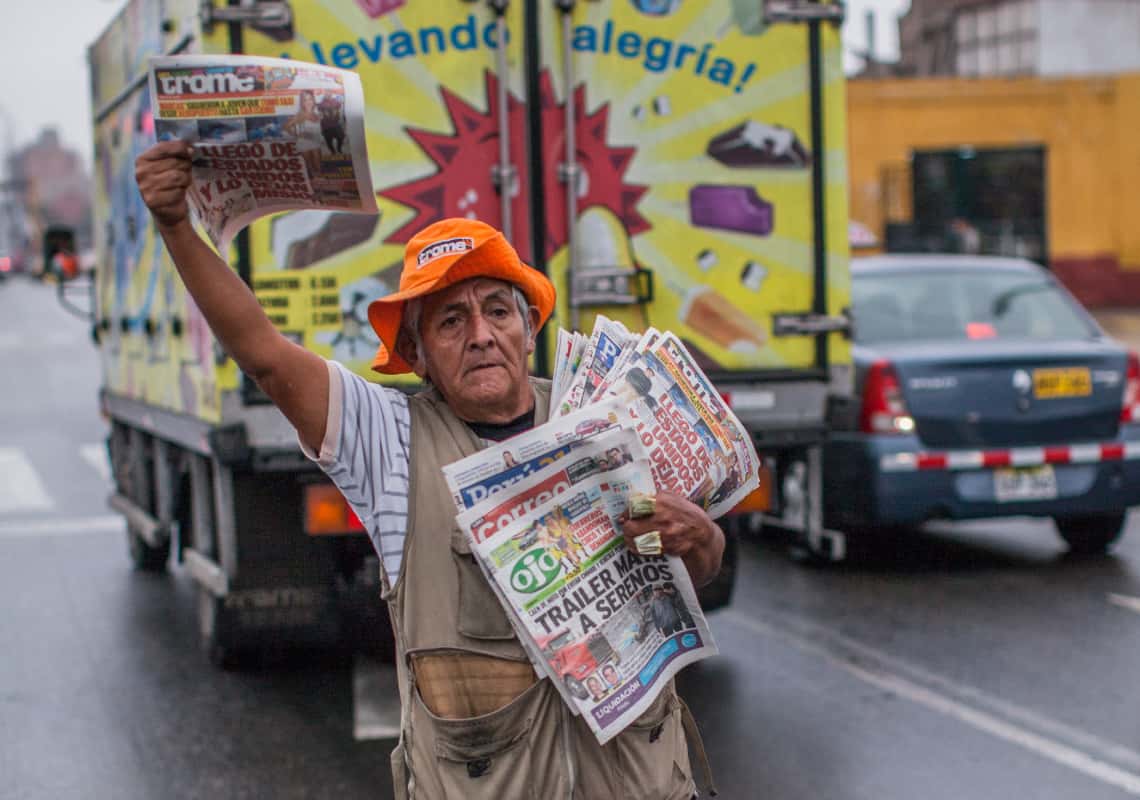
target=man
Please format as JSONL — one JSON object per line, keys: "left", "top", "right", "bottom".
{"left": 317, "top": 93, "right": 346, "bottom": 154}
{"left": 135, "top": 140, "right": 722, "bottom": 799}
{"left": 650, "top": 585, "right": 684, "bottom": 637}
{"left": 586, "top": 675, "right": 607, "bottom": 702}
{"left": 538, "top": 506, "right": 586, "bottom": 573}
{"left": 619, "top": 363, "right": 658, "bottom": 413}
{"left": 662, "top": 581, "right": 695, "bottom": 631}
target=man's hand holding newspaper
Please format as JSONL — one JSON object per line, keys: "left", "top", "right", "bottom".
{"left": 619, "top": 490, "right": 726, "bottom": 588}
{"left": 146, "top": 54, "right": 377, "bottom": 253}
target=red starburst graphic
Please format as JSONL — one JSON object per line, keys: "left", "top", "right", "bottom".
{"left": 380, "top": 70, "right": 650, "bottom": 263}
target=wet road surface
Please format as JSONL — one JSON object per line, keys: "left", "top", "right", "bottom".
{"left": 3, "top": 278, "right": 1139, "bottom": 799}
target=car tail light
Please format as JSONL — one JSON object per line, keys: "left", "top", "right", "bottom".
{"left": 860, "top": 360, "right": 915, "bottom": 434}
{"left": 0, "top": 257, "right": 10, "bottom": 273}
{"left": 304, "top": 484, "right": 365, "bottom": 535}
{"left": 1121, "top": 352, "right": 1140, "bottom": 422}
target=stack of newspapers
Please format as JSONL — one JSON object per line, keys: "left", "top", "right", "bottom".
{"left": 442, "top": 317, "right": 760, "bottom": 743}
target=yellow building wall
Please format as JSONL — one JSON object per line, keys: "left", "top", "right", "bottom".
{"left": 847, "top": 72, "right": 1140, "bottom": 306}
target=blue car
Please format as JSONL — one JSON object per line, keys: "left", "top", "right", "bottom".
{"left": 824, "top": 255, "right": 1140, "bottom": 554}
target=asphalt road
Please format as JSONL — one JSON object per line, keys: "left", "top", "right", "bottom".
{"left": 2, "top": 276, "right": 1139, "bottom": 799}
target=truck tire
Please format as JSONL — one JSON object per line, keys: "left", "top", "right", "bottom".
{"left": 127, "top": 525, "right": 171, "bottom": 572}
{"left": 1053, "top": 513, "right": 1127, "bottom": 555}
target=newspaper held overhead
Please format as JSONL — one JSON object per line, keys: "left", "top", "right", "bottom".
{"left": 147, "top": 55, "right": 378, "bottom": 253}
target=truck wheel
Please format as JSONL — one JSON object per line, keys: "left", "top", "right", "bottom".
{"left": 127, "top": 524, "right": 170, "bottom": 572}
{"left": 563, "top": 675, "right": 589, "bottom": 701}
{"left": 1053, "top": 513, "right": 1127, "bottom": 555}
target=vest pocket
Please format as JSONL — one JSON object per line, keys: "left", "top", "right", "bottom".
{"left": 434, "top": 725, "right": 536, "bottom": 799}
{"left": 413, "top": 678, "right": 551, "bottom": 800}
{"left": 612, "top": 689, "right": 694, "bottom": 799}
{"left": 450, "top": 525, "right": 516, "bottom": 640}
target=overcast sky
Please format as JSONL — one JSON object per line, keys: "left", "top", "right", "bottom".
{"left": 0, "top": 0, "right": 909, "bottom": 166}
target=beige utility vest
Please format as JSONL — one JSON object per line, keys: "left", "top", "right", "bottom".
{"left": 386, "top": 378, "right": 701, "bottom": 800}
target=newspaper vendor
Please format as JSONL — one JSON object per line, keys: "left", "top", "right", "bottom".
{"left": 135, "top": 140, "right": 722, "bottom": 799}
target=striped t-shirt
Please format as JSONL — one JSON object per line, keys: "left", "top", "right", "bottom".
{"left": 301, "top": 360, "right": 412, "bottom": 583}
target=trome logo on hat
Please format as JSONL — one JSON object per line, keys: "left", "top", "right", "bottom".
{"left": 417, "top": 236, "right": 474, "bottom": 269}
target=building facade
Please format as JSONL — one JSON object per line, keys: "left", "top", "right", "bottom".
{"left": 894, "top": 0, "right": 1140, "bottom": 78}
{"left": 6, "top": 128, "right": 92, "bottom": 266}
{"left": 846, "top": 71, "right": 1140, "bottom": 307}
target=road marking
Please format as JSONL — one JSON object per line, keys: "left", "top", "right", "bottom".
{"left": 353, "top": 655, "right": 401, "bottom": 740}
{"left": 723, "top": 609, "right": 1140, "bottom": 795}
{"left": 80, "top": 443, "right": 111, "bottom": 482}
{"left": 0, "top": 330, "right": 77, "bottom": 350}
{"left": 0, "top": 515, "right": 123, "bottom": 538}
{"left": 1108, "top": 593, "right": 1140, "bottom": 616}
{"left": 844, "top": 663, "right": 1140, "bottom": 795}
{"left": 0, "top": 448, "right": 53, "bottom": 512}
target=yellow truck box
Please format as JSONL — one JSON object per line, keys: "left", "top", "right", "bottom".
{"left": 88, "top": 0, "right": 851, "bottom": 661}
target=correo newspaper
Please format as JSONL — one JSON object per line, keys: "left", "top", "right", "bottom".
{"left": 470, "top": 462, "right": 715, "bottom": 744}
{"left": 442, "top": 399, "right": 633, "bottom": 514}
{"left": 450, "top": 431, "right": 651, "bottom": 712}
{"left": 147, "top": 55, "right": 378, "bottom": 253}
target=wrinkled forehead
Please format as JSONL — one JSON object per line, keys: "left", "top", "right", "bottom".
{"left": 421, "top": 276, "right": 517, "bottom": 315}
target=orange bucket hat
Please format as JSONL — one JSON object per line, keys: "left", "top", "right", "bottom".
{"left": 367, "top": 218, "right": 556, "bottom": 374}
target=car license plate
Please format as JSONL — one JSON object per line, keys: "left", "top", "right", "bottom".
{"left": 1033, "top": 367, "right": 1091, "bottom": 399}
{"left": 994, "top": 465, "right": 1057, "bottom": 502}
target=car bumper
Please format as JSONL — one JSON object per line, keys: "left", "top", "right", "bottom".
{"left": 824, "top": 426, "right": 1140, "bottom": 528}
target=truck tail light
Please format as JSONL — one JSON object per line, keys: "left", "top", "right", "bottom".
{"left": 860, "top": 360, "right": 915, "bottom": 434}
{"left": 1121, "top": 352, "right": 1140, "bottom": 423}
{"left": 304, "top": 484, "right": 365, "bottom": 535}
{"left": 731, "top": 459, "right": 773, "bottom": 513}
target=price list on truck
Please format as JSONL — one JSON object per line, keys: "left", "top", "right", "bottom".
{"left": 254, "top": 274, "right": 342, "bottom": 335}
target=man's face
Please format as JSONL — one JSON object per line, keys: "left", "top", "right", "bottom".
{"left": 411, "top": 278, "right": 540, "bottom": 423}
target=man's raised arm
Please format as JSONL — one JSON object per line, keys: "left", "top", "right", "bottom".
{"left": 135, "top": 141, "right": 329, "bottom": 452}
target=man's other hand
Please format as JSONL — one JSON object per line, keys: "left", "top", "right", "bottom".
{"left": 620, "top": 491, "right": 725, "bottom": 587}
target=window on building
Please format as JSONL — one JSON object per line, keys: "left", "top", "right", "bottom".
{"left": 956, "top": 0, "right": 1038, "bottom": 77}
{"left": 907, "top": 146, "right": 1048, "bottom": 263}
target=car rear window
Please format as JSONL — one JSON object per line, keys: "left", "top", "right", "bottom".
{"left": 853, "top": 268, "right": 1098, "bottom": 345}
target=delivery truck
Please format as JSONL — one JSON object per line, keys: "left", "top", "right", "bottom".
{"left": 84, "top": 0, "right": 851, "bottom": 663}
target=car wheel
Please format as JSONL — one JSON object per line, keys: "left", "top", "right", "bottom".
{"left": 1053, "top": 512, "right": 1127, "bottom": 555}
{"left": 563, "top": 675, "right": 589, "bottom": 701}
